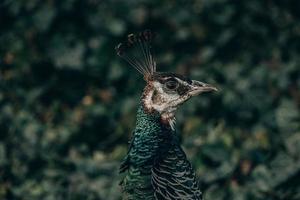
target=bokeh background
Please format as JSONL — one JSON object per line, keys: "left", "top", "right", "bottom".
{"left": 1, "top": 0, "right": 300, "bottom": 199}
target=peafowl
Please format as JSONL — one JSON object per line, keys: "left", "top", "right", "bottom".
{"left": 116, "top": 30, "right": 217, "bottom": 200}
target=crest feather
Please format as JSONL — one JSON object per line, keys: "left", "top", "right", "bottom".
{"left": 115, "top": 30, "right": 156, "bottom": 80}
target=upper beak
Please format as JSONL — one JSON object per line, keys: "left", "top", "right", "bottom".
{"left": 189, "top": 80, "right": 218, "bottom": 96}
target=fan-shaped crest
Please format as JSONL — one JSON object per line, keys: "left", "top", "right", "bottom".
{"left": 115, "top": 30, "right": 156, "bottom": 80}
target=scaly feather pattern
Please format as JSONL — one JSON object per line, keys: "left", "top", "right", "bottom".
{"left": 152, "top": 146, "right": 202, "bottom": 199}
{"left": 120, "top": 105, "right": 202, "bottom": 200}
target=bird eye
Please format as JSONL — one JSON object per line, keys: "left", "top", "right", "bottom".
{"left": 165, "top": 79, "right": 178, "bottom": 90}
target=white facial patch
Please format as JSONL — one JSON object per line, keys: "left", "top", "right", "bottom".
{"left": 142, "top": 76, "right": 216, "bottom": 130}
{"left": 151, "top": 82, "right": 179, "bottom": 111}
{"left": 143, "top": 80, "right": 191, "bottom": 130}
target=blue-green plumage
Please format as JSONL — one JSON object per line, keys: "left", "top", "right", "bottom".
{"left": 120, "top": 105, "right": 202, "bottom": 200}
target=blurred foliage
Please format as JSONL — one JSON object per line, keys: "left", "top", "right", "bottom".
{"left": 1, "top": 0, "right": 300, "bottom": 199}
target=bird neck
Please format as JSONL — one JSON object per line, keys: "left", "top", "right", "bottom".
{"left": 135, "top": 104, "right": 172, "bottom": 136}
{"left": 128, "top": 104, "right": 174, "bottom": 168}
{"left": 121, "top": 104, "right": 181, "bottom": 198}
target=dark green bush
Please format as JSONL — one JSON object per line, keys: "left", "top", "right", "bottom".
{"left": 0, "top": 0, "right": 299, "bottom": 199}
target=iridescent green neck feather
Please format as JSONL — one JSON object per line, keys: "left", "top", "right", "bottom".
{"left": 120, "top": 104, "right": 202, "bottom": 200}
{"left": 120, "top": 105, "right": 173, "bottom": 199}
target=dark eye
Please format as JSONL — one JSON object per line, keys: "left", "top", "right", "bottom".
{"left": 165, "top": 79, "right": 179, "bottom": 90}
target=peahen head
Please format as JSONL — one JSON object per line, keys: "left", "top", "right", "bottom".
{"left": 116, "top": 30, "right": 217, "bottom": 129}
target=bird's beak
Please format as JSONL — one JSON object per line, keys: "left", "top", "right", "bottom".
{"left": 189, "top": 80, "right": 218, "bottom": 96}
